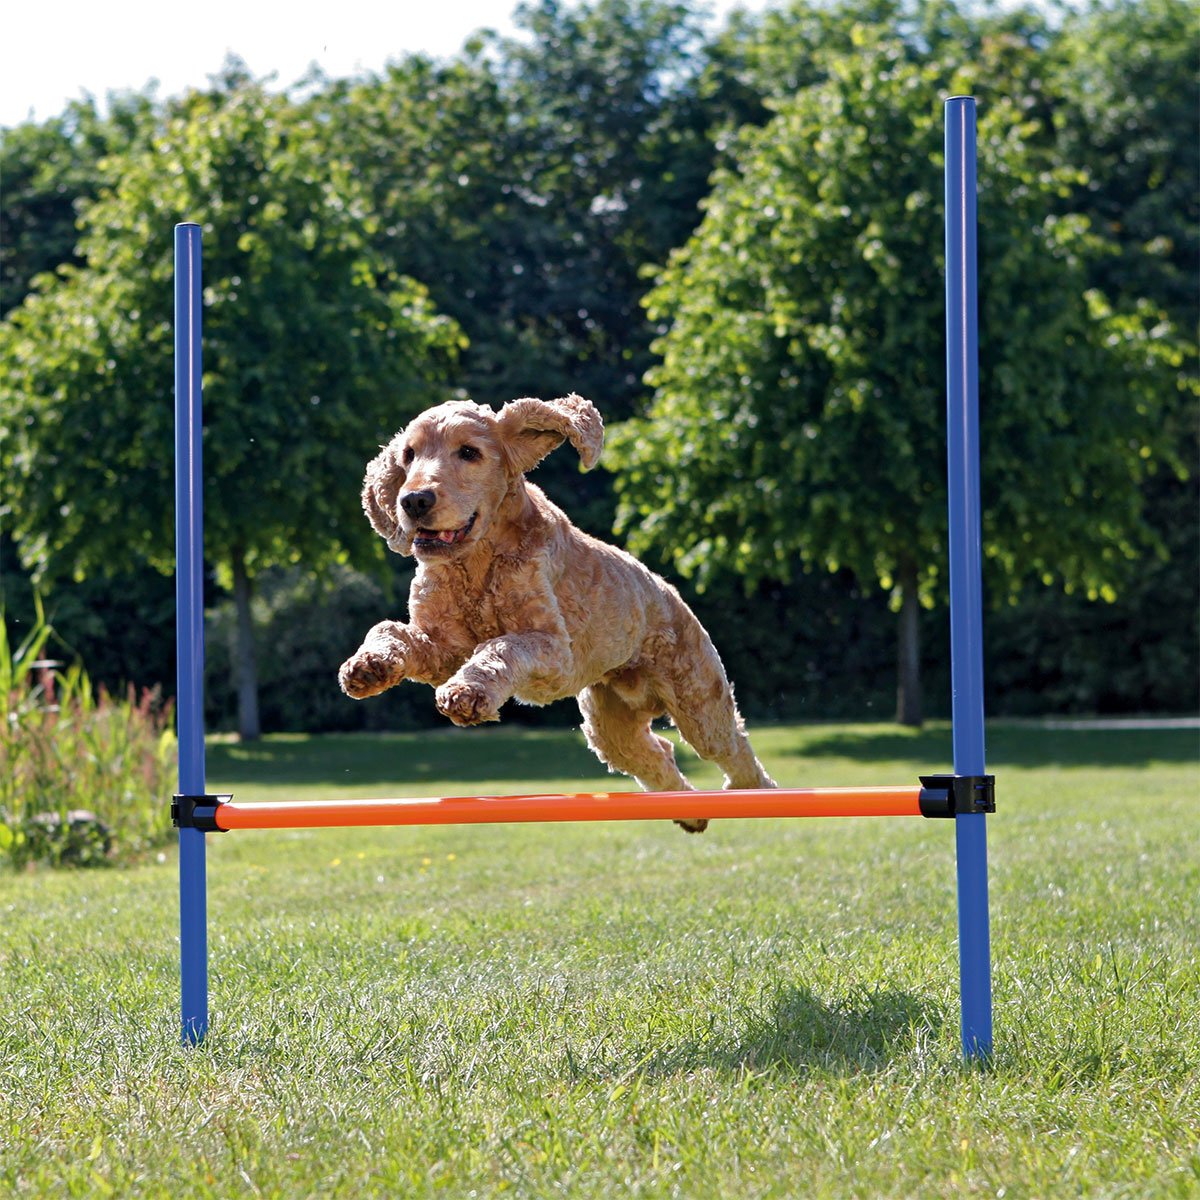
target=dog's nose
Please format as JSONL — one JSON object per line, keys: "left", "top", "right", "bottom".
{"left": 400, "top": 489, "right": 436, "bottom": 521}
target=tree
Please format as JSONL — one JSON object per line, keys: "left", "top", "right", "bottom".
{"left": 1038, "top": 0, "right": 1200, "bottom": 717}
{"left": 314, "top": 0, "right": 720, "bottom": 534}
{"left": 701, "top": 0, "right": 1060, "bottom": 140}
{"left": 607, "top": 36, "right": 1184, "bottom": 725}
{"left": 1051, "top": 0, "right": 1198, "bottom": 332}
{"left": 0, "top": 94, "right": 156, "bottom": 317}
{"left": 0, "top": 78, "right": 462, "bottom": 739}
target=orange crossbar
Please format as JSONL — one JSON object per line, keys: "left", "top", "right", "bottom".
{"left": 213, "top": 786, "right": 924, "bottom": 831}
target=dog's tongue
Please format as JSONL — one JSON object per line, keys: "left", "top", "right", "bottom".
{"left": 417, "top": 514, "right": 476, "bottom": 545}
{"left": 419, "top": 526, "right": 464, "bottom": 544}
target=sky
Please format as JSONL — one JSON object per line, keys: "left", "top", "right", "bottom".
{"left": 1, "top": 0, "right": 777, "bottom": 129}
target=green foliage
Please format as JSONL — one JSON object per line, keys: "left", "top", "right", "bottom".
{"left": 702, "top": 0, "right": 1059, "bottom": 143}
{"left": 672, "top": 565, "right": 904, "bottom": 721}
{"left": 0, "top": 0, "right": 1194, "bottom": 729}
{"left": 0, "top": 76, "right": 467, "bottom": 738}
{"left": 610, "top": 33, "right": 1184, "bottom": 611}
{"left": 0, "top": 94, "right": 156, "bottom": 317}
{"left": 313, "top": 1, "right": 720, "bottom": 534}
{"left": 1046, "top": 0, "right": 1200, "bottom": 705}
{"left": 204, "top": 565, "right": 445, "bottom": 734}
{"left": 0, "top": 606, "right": 176, "bottom": 867}
{"left": 1, "top": 531, "right": 178, "bottom": 699}
{"left": 309, "top": 54, "right": 519, "bottom": 396}
{"left": 0, "top": 78, "right": 463, "bottom": 588}
{"left": 1051, "top": 0, "right": 1199, "bottom": 330}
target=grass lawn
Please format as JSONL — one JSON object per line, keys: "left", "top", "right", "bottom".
{"left": 2, "top": 720, "right": 1197, "bottom": 1198}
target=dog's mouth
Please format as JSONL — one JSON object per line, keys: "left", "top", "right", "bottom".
{"left": 413, "top": 512, "right": 478, "bottom": 550}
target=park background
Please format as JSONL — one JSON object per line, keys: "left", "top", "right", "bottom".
{"left": 2, "top": 0, "right": 1196, "bottom": 741}
{"left": 2, "top": 5, "right": 1198, "bottom": 1195}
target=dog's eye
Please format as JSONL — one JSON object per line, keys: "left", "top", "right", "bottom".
{"left": 402, "top": 446, "right": 415, "bottom": 466}
{"left": 457, "top": 445, "right": 482, "bottom": 463}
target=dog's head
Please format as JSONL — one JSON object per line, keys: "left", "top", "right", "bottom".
{"left": 362, "top": 394, "right": 603, "bottom": 560}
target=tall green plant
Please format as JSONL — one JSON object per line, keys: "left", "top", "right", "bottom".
{"left": 1, "top": 607, "right": 177, "bottom": 867}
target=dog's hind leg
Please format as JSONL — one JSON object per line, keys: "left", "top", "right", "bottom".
{"left": 578, "top": 683, "right": 709, "bottom": 833}
{"left": 659, "top": 656, "right": 776, "bottom": 795}
{"left": 579, "top": 683, "right": 689, "bottom": 791}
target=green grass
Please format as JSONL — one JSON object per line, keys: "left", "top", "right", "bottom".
{"left": 3, "top": 721, "right": 1197, "bottom": 1198}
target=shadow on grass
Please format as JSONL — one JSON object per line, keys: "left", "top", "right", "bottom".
{"left": 575, "top": 986, "right": 943, "bottom": 1082}
{"left": 207, "top": 720, "right": 1197, "bottom": 797}
{"left": 791, "top": 724, "right": 1198, "bottom": 768}
{"left": 207, "top": 726, "right": 608, "bottom": 790}
{"left": 722, "top": 985, "right": 942, "bottom": 1074}
{"left": 780, "top": 728, "right": 952, "bottom": 767}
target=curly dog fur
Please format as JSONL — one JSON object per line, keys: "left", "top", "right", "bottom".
{"left": 338, "top": 394, "right": 775, "bottom": 831}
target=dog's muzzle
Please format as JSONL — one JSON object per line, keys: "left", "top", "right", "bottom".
{"left": 413, "top": 512, "right": 478, "bottom": 549}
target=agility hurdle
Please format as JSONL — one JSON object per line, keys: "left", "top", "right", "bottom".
{"left": 174, "top": 782, "right": 981, "bottom": 831}
{"left": 172, "top": 96, "right": 994, "bottom": 1057}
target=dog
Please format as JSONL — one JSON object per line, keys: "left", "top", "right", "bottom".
{"left": 337, "top": 394, "right": 775, "bottom": 831}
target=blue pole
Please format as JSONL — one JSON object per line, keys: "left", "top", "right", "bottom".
{"left": 944, "top": 97, "right": 993, "bottom": 1060}
{"left": 175, "top": 222, "right": 208, "bottom": 1046}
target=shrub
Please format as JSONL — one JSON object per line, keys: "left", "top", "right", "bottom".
{"left": 1, "top": 604, "right": 177, "bottom": 867}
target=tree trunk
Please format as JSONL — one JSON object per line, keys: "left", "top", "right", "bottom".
{"left": 895, "top": 565, "right": 923, "bottom": 728}
{"left": 231, "top": 551, "right": 261, "bottom": 742}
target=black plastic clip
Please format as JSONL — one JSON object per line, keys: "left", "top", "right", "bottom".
{"left": 171, "top": 794, "right": 231, "bottom": 832}
{"left": 918, "top": 775, "right": 995, "bottom": 818}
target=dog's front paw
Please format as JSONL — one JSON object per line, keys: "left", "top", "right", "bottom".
{"left": 673, "top": 818, "right": 709, "bottom": 834}
{"left": 339, "top": 649, "right": 403, "bottom": 699}
{"left": 436, "top": 680, "right": 500, "bottom": 726}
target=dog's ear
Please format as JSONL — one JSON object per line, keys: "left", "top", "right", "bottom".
{"left": 496, "top": 394, "right": 604, "bottom": 476}
{"left": 362, "top": 442, "right": 406, "bottom": 541}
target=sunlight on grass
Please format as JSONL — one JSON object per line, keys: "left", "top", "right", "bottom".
{"left": 2, "top": 722, "right": 1197, "bottom": 1198}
